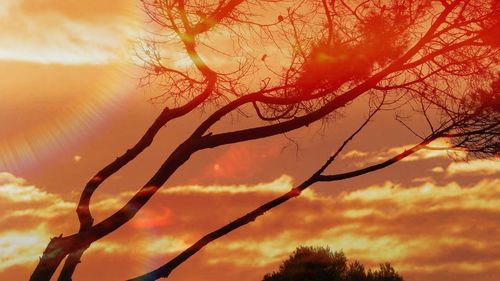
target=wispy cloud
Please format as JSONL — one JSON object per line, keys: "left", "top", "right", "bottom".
{"left": 160, "top": 175, "right": 297, "bottom": 195}
{"left": 0, "top": 173, "right": 75, "bottom": 222}
{"left": 194, "top": 178, "right": 500, "bottom": 280}
{"left": 342, "top": 139, "right": 468, "bottom": 167}
{"left": 0, "top": 0, "right": 140, "bottom": 64}
{"left": 0, "top": 172, "right": 59, "bottom": 203}
{"left": 446, "top": 159, "right": 500, "bottom": 176}
{"left": 0, "top": 225, "right": 50, "bottom": 271}
{"left": 0, "top": 172, "right": 76, "bottom": 276}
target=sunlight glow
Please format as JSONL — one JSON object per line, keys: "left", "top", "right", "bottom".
{"left": 0, "top": 64, "right": 135, "bottom": 171}
{"left": 0, "top": 2, "right": 143, "bottom": 171}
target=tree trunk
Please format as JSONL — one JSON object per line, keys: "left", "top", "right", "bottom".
{"left": 30, "top": 237, "right": 70, "bottom": 281}
{"left": 57, "top": 246, "right": 88, "bottom": 281}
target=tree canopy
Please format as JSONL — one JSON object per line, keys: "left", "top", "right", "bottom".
{"left": 263, "top": 246, "right": 404, "bottom": 281}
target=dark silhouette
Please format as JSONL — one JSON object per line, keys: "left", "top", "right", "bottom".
{"left": 263, "top": 246, "right": 403, "bottom": 281}
{"left": 28, "top": 1, "right": 499, "bottom": 280}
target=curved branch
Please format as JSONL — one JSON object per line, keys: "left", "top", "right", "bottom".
{"left": 30, "top": 2, "right": 491, "bottom": 280}
{"left": 127, "top": 113, "right": 440, "bottom": 281}
{"left": 57, "top": 77, "right": 218, "bottom": 281}
{"left": 191, "top": 0, "right": 246, "bottom": 34}
{"left": 61, "top": 0, "right": 455, "bottom": 249}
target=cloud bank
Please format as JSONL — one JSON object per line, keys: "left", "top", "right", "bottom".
{"left": 1, "top": 171, "right": 498, "bottom": 281}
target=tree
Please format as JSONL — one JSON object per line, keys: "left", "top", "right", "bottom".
{"left": 262, "top": 246, "right": 403, "bottom": 281}
{"left": 29, "top": 0, "right": 499, "bottom": 281}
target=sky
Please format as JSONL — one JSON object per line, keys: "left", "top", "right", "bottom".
{"left": 0, "top": 1, "right": 499, "bottom": 281}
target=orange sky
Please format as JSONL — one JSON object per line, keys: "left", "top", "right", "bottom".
{"left": 1, "top": 1, "right": 499, "bottom": 281}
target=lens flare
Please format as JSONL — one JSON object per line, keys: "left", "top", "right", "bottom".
{"left": 0, "top": 65, "right": 136, "bottom": 172}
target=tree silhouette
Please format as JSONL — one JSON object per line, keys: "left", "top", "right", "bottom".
{"left": 262, "top": 246, "right": 403, "bottom": 281}
{"left": 29, "top": 0, "right": 499, "bottom": 280}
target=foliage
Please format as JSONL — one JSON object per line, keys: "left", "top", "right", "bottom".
{"left": 263, "top": 246, "right": 403, "bottom": 281}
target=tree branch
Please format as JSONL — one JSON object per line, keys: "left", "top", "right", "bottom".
{"left": 127, "top": 105, "right": 440, "bottom": 281}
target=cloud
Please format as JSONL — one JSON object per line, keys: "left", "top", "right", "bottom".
{"left": 187, "top": 178, "right": 500, "bottom": 281}
{"left": 2, "top": 173, "right": 499, "bottom": 281}
{"left": 431, "top": 166, "right": 445, "bottom": 173}
{"left": 160, "top": 175, "right": 297, "bottom": 195}
{"left": 0, "top": 0, "right": 140, "bottom": 64}
{"left": 0, "top": 172, "right": 58, "bottom": 203}
{"left": 0, "top": 225, "right": 50, "bottom": 271}
{"left": 446, "top": 159, "right": 500, "bottom": 176}
{"left": 342, "top": 139, "right": 468, "bottom": 167}
{"left": 341, "top": 149, "right": 369, "bottom": 159}
{"left": 108, "top": 177, "right": 499, "bottom": 281}
{"left": 0, "top": 173, "right": 80, "bottom": 276}
{"left": 0, "top": 170, "right": 76, "bottom": 274}
{"left": 14, "top": 0, "right": 136, "bottom": 21}
{"left": 140, "top": 236, "right": 190, "bottom": 255}
{"left": 388, "top": 139, "right": 467, "bottom": 162}
{"left": 0, "top": 173, "right": 75, "bottom": 223}
{"left": 203, "top": 180, "right": 499, "bottom": 278}
{"left": 0, "top": 172, "right": 25, "bottom": 186}
{"left": 100, "top": 177, "right": 500, "bottom": 279}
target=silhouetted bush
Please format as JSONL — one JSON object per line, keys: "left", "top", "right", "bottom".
{"left": 263, "top": 246, "right": 403, "bottom": 281}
